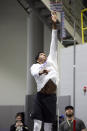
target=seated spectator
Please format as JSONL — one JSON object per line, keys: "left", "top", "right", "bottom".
{"left": 10, "top": 112, "right": 29, "bottom": 131}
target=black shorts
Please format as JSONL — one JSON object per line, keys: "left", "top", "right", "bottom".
{"left": 31, "top": 92, "right": 57, "bottom": 123}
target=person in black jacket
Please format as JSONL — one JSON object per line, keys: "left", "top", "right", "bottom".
{"left": 10, "top": 112, "right": 29, "bottom": 131}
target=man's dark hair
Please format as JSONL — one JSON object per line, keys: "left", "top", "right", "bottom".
{"left": 65, "top": 106, "right": 74, "bottom": 111}
{"left": 35, "top": 51, "right": 44, "bottom": 63}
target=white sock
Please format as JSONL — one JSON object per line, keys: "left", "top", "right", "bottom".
{"left": 44, "top": 123, "right": 52, "bottom": 131}
{"left": 33, "top": 120, "right": 42, "bottom": 131}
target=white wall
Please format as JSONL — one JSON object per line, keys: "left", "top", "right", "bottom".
{"left": 60, "top": 47, "right": 73, "bottom": 103}
{"left": 60, "top": 44, "right": 87, "bottom": 127}
{"left": 0, "top": 0, "right": 27, "bottom": 105}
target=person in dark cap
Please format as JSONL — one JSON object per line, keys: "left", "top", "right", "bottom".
{"left": 59, "top": 106, "right": 86, "bottom": 131}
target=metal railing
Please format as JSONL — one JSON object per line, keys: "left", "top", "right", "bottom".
{"left": 81, "top": 8, "right": 87, "bottom": 43}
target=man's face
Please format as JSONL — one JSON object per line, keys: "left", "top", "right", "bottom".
{"left": 65, "top": 109, "right": 74, "bottom": 118}
{"left": 37, "top": 53, "right": 47, "bottom": 64}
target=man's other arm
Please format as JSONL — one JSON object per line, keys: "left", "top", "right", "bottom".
{"left": 48, "top": 12, "right": 58, "bottom": 64}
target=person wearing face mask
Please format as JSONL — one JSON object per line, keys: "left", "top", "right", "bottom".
{"left": 59, "top": 106, "right": 86, "bottom": 131}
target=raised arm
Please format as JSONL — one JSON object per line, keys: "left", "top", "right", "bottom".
{"left": 48, "top": 12, "right": 58, "bottom": 64}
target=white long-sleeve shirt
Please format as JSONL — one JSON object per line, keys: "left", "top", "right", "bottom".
{"left": 30, "top": 29, "right": 59, "bottom": 92}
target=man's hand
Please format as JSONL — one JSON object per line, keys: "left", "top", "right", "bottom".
{"left": 39, "top": 69, "right": 50, "bottom": 75}
{"left": 51, "top": 11, "right": 57, "bottom": 23}
{"left": 51, "top": 11, "right": 57, "bottom": 29}
{"left": 43, "top": 69, "right": 50, "bottom": 75}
